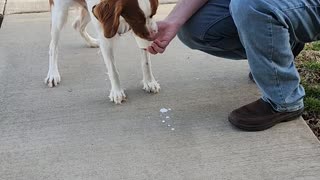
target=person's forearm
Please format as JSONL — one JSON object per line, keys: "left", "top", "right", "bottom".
{"left": 165, "top": 0, "right": 208, "bottom": 27}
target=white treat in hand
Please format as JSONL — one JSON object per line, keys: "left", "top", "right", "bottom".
{"left": 134, "top": 35, "right": 152, "bottom": 49}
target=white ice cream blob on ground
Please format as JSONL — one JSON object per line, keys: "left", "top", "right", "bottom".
{"left": 160, "top": 108, "right": 168, "bottom": 113}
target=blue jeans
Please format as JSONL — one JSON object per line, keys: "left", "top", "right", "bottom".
{"left": 178, "top": 0, "right": 320, "bottom": 112}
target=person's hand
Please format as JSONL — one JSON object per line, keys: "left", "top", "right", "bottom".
{"left": 147, "top": 20, "right": 180, "bottom": 54}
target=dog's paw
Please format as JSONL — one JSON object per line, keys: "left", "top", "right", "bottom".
{"left": 87, "top": 40, "right": 99, "bottom": 48}
{"left": 109, "top": 89, "right": 126, "bottom": 104}
{"left": 45, "top": 71, "right": 61, "bottom": 88}
{"left": 143, "top": 80, "right": 160, "bottom": 93}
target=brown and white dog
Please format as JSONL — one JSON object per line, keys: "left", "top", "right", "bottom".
{"left": 46, "top": 0, "right": 160, "bottom": 104}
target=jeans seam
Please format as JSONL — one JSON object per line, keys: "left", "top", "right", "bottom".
{"left": 269, "top": 15, "right": 286, "bottom": 108}
{"left": 201, "top": 14, "right": 230, "bottom": 40}
{"left": 281, "top": 4, "right": 320, "bottom": 12}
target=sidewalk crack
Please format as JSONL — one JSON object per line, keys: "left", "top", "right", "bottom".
{"left": 0, "top": 0, "right": 7, "bottom": 28}
{"left": 2, "top": 0, "right": 7, "bottom": 15}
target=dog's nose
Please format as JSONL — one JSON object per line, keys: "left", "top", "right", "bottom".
{"left": 148, "top": 27, "right": 158, "bottom": 34}
{"left": 148, "top": 30, "right": 157, "bottom": 39}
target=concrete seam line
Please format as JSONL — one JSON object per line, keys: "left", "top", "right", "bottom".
{"left": 0, "top": 0, "right": 8, "bottom": 28}
{"left": 2, "top": 0, "right": 7, "bottom": 15}
{"left": 0, "top": 14, "right": 3, "bottom": 28}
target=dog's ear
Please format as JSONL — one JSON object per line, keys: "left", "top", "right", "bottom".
{"left": 92, "top": 0, "right": 123, "bottom": 38}
{"left": 149, "top": 0, "right": 159, "bottom": 16}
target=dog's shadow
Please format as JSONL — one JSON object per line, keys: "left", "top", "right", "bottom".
{"left": 92, "top": 87, "right": 159, "bottom": 107}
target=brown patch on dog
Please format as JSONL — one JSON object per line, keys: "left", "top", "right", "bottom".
{"left": 92, "top": 0, "right": 124, "bottom": 38}
{"left": 149, "top": 0, "right": 159, "bottom": 17}
{"left": 93, "top": 0, "right": 158, "bottom": 39}
{"left": 121, "top": 0, "right": 149, "bottom": 39}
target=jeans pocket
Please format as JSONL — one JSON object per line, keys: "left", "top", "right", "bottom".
{"left": 283, "top": 6, "right": 320, "bottom": 42}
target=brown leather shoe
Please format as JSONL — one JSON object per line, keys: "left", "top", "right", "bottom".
{"left": 228, "top": 99, "right": 304, "bottom": 131}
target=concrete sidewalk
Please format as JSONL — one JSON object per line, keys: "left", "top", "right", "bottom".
{"left": 1, "top": 5, "right": 320, "bottom": 180}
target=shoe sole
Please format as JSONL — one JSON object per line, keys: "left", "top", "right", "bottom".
{"left": 228, "top": 109, "right": 304, "bottom": 131}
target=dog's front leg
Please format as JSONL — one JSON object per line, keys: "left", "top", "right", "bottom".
{"left": 140, "top": 49, "right": 160, "bottom": 93}
{"left": 87, "top": 0, "right": 126, "bottom": 104}
{"left": 100, "top": 38, "right": 126, "bottom": 104}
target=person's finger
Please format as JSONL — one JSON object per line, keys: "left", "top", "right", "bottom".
{"left": 147, "top": 46, "right": 157, "bottom": 55}
{"left": 154, "top": 39, "right": 168, "bottom": 49}
{"left": 151, "top": 42, "right": 165, "bottom": 54}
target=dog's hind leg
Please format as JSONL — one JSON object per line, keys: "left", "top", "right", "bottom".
{"left": 140, "top": 49, "right": 160, "bottom": 93}
{"left": 45, "top": 2, "right": 69, "bottom": 87}
{"left": 72, "top": 7, "right": 99, "bottom": 48}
